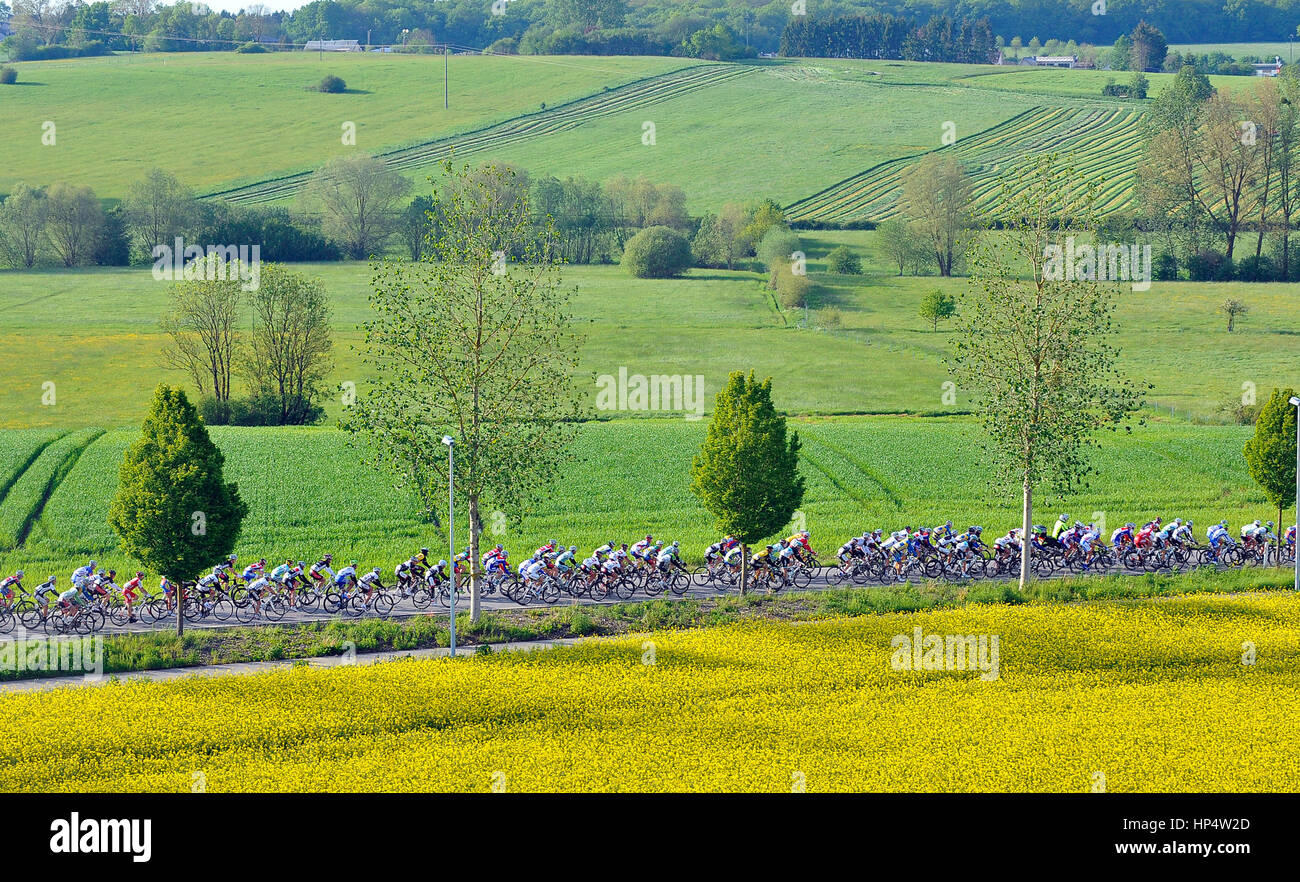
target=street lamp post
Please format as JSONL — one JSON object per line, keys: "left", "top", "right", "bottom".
{"left": 1290, "top": 397, "right": 1299, "bottom": 593}
{"left": 442, "top": 435, "right": 456, "bottom": 655}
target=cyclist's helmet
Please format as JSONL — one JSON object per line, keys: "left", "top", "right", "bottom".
{"left": 672, "top": 540, "right": 679, "bottom": 547}
{"left": 89, "top": 560, "right": 97, "bottom": 567}
{"left": 438, "top": 560, "right": 447, "bottom": 568}
{"left": 1187, "top": 521, "right": 1193, "bottom": 528}
{"left": 350, "top": 560, "right": 358, "bottom": 567}
{"left": 1058, "top": 515, "right": 1069, "bottom": 522}
{"left": 258, "top": 558, "right": 267, "bottom": 566}
{"left": 550, "top": 539, "right": 558, "bottom": 546}
{"left": 298, "top": 562, "right": 305, "bottom": 569}
{"left": 228, "top": 553, "right": 237, "bottom": 563}
{"left": 14, "top": 570, "right": 24, "bottom": 578}
{"left": 324, "top": 553, "right": 333, "bottom": 561}
{"left": 371, "top": 567, "right": 380, "bottom": 576}
{"left": 420, "top": 547, "right": 429, "bottom": 555}
{"left": 136, "top": 571, "right": 144, "bottom": 578}
{"left": 1254, "top": 519, "right": 1262, "bottom": 527}
{"left": 621, "top": 543, "right": 629, "bottom": 550}
{"left": 1267, "top": 521, "right": 1275, "bottom": 529}
{"left": 495, "top": 544, "right": 503, "bottom": 552}
{"left": 107, "top": 570, "right": 116, "bottom": 578}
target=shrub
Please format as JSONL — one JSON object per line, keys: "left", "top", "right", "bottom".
{"left": 774, "top": 265, "right": 813, "bottom": 309}
{"left": 236, "top": 42, "right": 267, "bottom": 53}
{"left": 818, "top": 306, "right": 843, "bottom": 329}
{"left": 0, "top": 66, "right": 16, "bottom": 85}
{"left": 317, "top": 75, "right": 347, "bottom": 94}
{"left": 621, "top": 226, "right": 692, "bottom": 278}
{"left": 827, "top": 245, "right": 861, "bottom": 274}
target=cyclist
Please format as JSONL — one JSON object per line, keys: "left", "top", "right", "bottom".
{"left": 554, "top": 546, "right": 578, "bottom": 580}
{"left": 1207, "top": 521, "right": 1232, "bottom": 560}
{"left": 775, "top": 540, "right": 799, "bottom": 580}
{"left": 1111, "top": 522, "right": 1135, "bottom": 552}
{"left": 213, "top": 554, "right": 237, "bottom": 585}
{"left": 786, "top": 530, "right": 815, "bottom": 565}
{"left": 655, "top": 540, "right": 682, "bottom": 574}
{"left": 1050, "top": 515, "right": 1070, "bottom": 541}
{"left": 0, "top": 570, "right": 23, "bottom": 610}
{"left": 309, "top": 553, "right": 336, "bottom": 590}
{"left": 333, "top": 561, "right": 359, "bottom": 600}
{"left": 836, "top": 536, "right": 860, "bottom": 573}
{"left": 520, "top": 556, "right": 547, "bottom": 591}
{"left": 121, "top": 571, "right": 144, "bottom": 623}
{"left": 245, "top": 571, "right": 270, "bottom": 617}
{"left": 630, "top": 535, "right": 654, "bottom": 562}
{"left": 721, "top": 542, "right": 744, "bottom": 577}
{"left": 240, "top": 558, "right": 267, "bottom": 586}
{"left": 71, "top": 560, "right": 96, "bottom": 589}
{"left": 159, "top": 576, "right": 178, "bottom": 614}
{"left": 1170, "top": 520, "right": 1194, "bottom": 547}
{"left": 358, "top": 566, "right": 384, "bottom": 607}
{"left": 33, "top": 576, "right": 58, "bottom": 615}
{"left": 394, "top": 556, "right": 418, "bottom": 596}
{"left": 594, "top": 540, "right": 617, "bottom": 562}
{"left": 1078, "top": 524, "right": 1100, "bottom": 570}
{"left": 57, "top": 583, "right": 86, "bottom": 621}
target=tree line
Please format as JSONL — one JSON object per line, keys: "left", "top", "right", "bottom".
{"left": 779, "top": 12, "right": 996, "bottom": 63}
{"left": 11, "top": 0, "right": 1298, "bottom": 62}
{"left": 1136, "top": 64, "right": 1300, "bottom": 282}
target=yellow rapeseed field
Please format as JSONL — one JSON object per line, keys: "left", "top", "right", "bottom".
{"left": 2, "top": 592, "right": 1297, "bottom": 792}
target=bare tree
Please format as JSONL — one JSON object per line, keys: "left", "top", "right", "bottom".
{"left": 0, "top": 182, "right": 48, "bottom": 268}
{"left": 160, "top": 256, "right": 243, "bottom": 408}
{"left": 245, "top": 264, "right": 334, "bottom": 424}
{"left": 43, "top": 183, "right": 103, "bottom": 267}
{"left": 301, "top": 156, "right": 411, "bottom": 260}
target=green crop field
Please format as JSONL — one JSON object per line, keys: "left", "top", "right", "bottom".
{"left": 2, "top": 256, "right": 1297, "bottom": 431}
{"left": 0, "top": 52, "right": 691, "bottom": 203}
{"left": 786, "top": 103, "right": 1145, "bottom": 221}
{"left": 0, "top": 415, "right": 1273, "bottom": 581}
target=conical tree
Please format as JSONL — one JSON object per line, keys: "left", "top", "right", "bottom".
{"left": 690, "top": 371, "right": 804, "bottom": 594}
{"left": 1244, "top": 387, "right": 1297, "bottom": 561}
{"left": 109, "top": 385, "right": 247, "bottom": 634}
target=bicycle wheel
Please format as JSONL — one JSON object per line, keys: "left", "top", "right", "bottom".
{"left": 109, "top": 605, "right": 132, "bottom": 626}
{"left": 827, "top": 565, "right": 852, "bottom": 587}
{"left": 614, "top": 577, "right": 637, "bottom": 600}
{"left": 0, "top": 608, "right": 14, "bottom": 634}
{"left": 20, "top": 605, "right": 48, "bottom": 631}
{"left": 235, "top": 600, "right": 258, "bottom": 623}
{"left": 372, "top": 593, "right": 395, "bottom": 617}
{"left": 264, "top": 596, "right": 289, "bottom": 621}
{"left": 670, "top": 571, "right": 692, "bottom": 595}
{"left": 791, "top": 567, "right": 812, "bottom": 590}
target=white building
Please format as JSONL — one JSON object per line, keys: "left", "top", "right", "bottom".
{"left": 304, "top": 39, "right": 362, "bottom": 52}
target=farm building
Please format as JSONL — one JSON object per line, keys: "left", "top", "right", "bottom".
{"left": 1254, "top": 57, "right": 1284, "bottom": 76}
{"left": 1035, "top": 55, "right": 1077, "bottom": 68}
{"left": 304, "top": 39, "right": 362, "bottom": 52}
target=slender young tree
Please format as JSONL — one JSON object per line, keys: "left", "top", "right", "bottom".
{"left": 159, "top": 255, "right": 244, "bottom": 412}
{"left": 949, "top": 154, "right": 1147, "bottom": 591}
{"left": 245, "top": 264, "right": 333, "bottom": 424}
{"left": 109, "top": 385, "right": 247, "bottom": 636}
{"left": 690, "top": 372, "right": 804, "bottom": 595}
{"left": 346, "top": 160, "right": 583, "bottom": 621}
{"left": 1244, "top": 387, "right": 1298, "bottom": 555}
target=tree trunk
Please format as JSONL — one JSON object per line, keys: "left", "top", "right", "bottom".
{"left": 468, "top": 496, "right": 482, "bottom": 621}
{"left": 1019, "top": 474, "right": 1033, "bottom": 592}
{"left": 739, "top": 543, "right": 748, "bottom": 597}
{"left": 176, "top": 583, "right": 184, "bottom": 637}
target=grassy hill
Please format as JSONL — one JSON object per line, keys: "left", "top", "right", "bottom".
{"left": 2, "top": 242, "right": 1297, "bottom": 430}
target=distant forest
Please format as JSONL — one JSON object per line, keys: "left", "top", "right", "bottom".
{"left": 3, "top": 0, "right": 1298, "bottom": 61}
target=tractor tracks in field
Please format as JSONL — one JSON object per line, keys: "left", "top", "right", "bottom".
{"left": 0, "top": 429, "right": 104, "bottom": 552}
{"left": 204, "top": 63, "right": 755, "bottom": 204}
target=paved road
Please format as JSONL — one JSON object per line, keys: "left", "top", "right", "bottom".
{"left": 27, "top": 560, "right": 1249, "bottom": 638}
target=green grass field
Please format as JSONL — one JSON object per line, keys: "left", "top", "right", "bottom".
{"left": 2, "top": 245, "right": 1297, "bottom": 430}
{"left": 0, "top": 415, "right": 1275, "bottom": 580}
{"left": 0, "top": 52, "right": 690, "bottom": 203}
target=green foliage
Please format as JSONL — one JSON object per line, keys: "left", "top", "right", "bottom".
{"left": 690, "top": 372, "right": 805, "bottom": 548}
{"left": 317, "top": 74, "right": 347, "bottom": 94}
{"left": 773, "top": 264, "right": 813, "bottom": 309}
{"left": 1243, "top": 388, "right": 1297, "bottom": 521}
{"left": 0, "top": 66, "right": 16, "bottom": 85}
{"left": 918, "top": 289, "right": 957, "bottom": 331}
{"left": 621, "top": 225, "right": 692, "bottom": 278}
{"left": 827, "top": 245, "right": 862, "bottom": 274}
{"left": 107, "top": 385, "right": 247, "bottom": 582}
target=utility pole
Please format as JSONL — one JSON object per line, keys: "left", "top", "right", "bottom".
{"left": 445, "top": 44, "right": 449, "bottom": 109}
